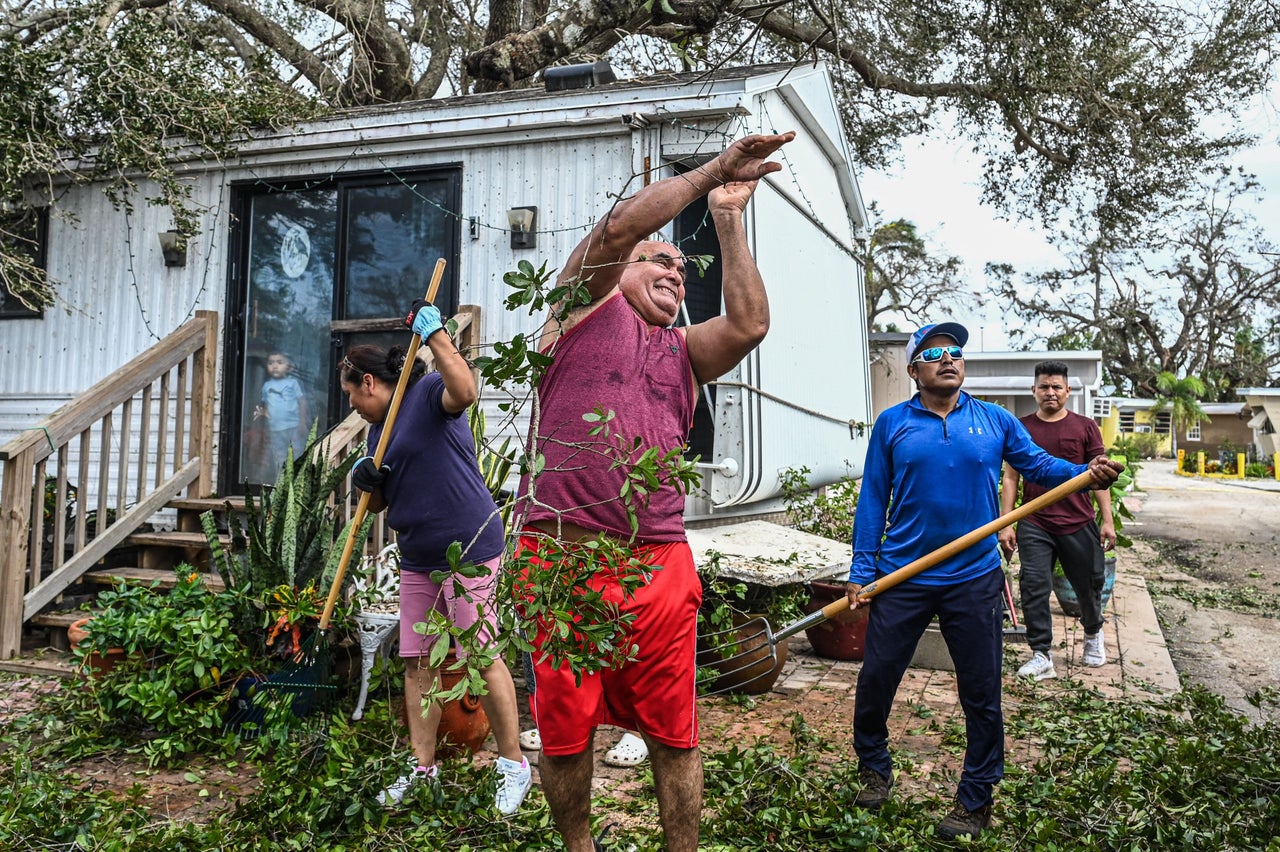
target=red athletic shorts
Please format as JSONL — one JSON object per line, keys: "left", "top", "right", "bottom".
{"left": 514, "top": 532, "right": 703, "bottom": 756}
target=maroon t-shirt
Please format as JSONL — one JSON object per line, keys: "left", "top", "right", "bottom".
{"left": 1018, "top": 410, "right": 1105, "bottom": 535}
{"left": 520, "top": 292, "right": 695, "bottom": 542}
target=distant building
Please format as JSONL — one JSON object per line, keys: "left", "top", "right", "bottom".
{"left": 1238, "top": 388, "right": 1280, "bottom": 456}
{"left": 868, "top": 335, "right": 1102, "bottom": 419}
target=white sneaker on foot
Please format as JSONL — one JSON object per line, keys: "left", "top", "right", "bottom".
{"left": 518, "top": 728, "right": 542, "bottom": 750}
{"left": 1083, "top": 632, "right": 1106, "bottom": 667}
{"left": 494, "top": 755, "right": 532, "bottom": 815}
{"left": 1017, "top": 651, "right": 1057, "bottom": 680}
{"left": 378, "top": 763, "right": 437, "bottom": 807}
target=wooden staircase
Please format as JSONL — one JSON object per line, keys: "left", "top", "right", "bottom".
{"left": 1, "top": 304, "right": 482, "bottom": 677}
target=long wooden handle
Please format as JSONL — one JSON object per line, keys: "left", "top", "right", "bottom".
{"left": 818, "top": 469, "right": 1098, "bottom": 623}
{"left": 319, "top": 258, "right": 447, "bottom": 630}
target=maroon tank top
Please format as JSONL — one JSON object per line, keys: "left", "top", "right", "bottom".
{"left": 520, "top": 293, "right": 695, "bottom": 542}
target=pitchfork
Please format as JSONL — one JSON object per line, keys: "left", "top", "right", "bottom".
{"left": 696, "top": 469, "right": 1100, "bottom": 695}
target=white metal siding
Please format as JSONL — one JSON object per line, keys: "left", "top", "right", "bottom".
{"left": 1, "top": 62, "right": 874, "bottom": 520}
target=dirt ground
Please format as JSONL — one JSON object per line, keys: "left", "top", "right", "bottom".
{"left": 1116, "top": 462, "right": 1280, "bottom": 724}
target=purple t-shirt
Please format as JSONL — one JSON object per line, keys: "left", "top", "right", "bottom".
{"left": 520, "top": 292, "right": 695, "bottom": 542}
{"left": 1019, "top": 409, "right": 1106, "bottom": 535}
{"left": 369, "top": 373, "right": 504, "bottom": 572}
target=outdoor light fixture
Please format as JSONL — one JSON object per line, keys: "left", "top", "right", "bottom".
{"left": 508, "top": 206, "right": 537, "bottom": 250}
{"left": 158, "top": 229, "right": 187, "bottom": 267}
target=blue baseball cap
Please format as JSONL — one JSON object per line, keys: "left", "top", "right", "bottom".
{"left": 907, "top": 322, "right": 969, "bottom": 362}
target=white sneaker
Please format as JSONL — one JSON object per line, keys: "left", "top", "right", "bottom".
{"left": 494, "top": 755, "right": 532, "bottom": 815}
{"left": 378, "top": 763, "right": 437, "bottom": 807}
{"left": 518, "top": 728, "right": 542, "bottom": 750}
{"left": 1083, "top": 632, "right": 1106, "bottom": 667}
{"left": 1017, "top": 651, "right": 1057, "bottom": 681}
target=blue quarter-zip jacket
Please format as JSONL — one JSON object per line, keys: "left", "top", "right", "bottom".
{"left": 849, "top": 391, "right": 1087, "bottom": 587}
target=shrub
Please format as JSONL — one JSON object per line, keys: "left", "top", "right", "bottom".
{"left": 780, "top": 464, "right": 859, "bottom": 543}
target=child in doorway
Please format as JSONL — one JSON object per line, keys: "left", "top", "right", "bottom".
{"left": 256, "top": 350, "right": 310, "bottom": 472}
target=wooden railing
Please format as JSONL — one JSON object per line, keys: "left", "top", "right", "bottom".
{"left": 0, "top": 311, "right": 218, "bottom": 658}
{"left": 324, "top": 305, "right": 484, "bottom": 556}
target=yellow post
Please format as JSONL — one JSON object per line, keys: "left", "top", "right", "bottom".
{"left": 1197, "top": 451, "right": 1205, "bottom": 476}
{"left": 1274, "top": 452, "right": 1279, "bottom": 481}
{"left": 1237, "top": 452, "right": 1246, "bottom": 479}
{"left": 1177, "top": 448, "right": 1186, "bottom": 475}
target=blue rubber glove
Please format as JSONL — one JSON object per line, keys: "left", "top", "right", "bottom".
{"left": 351, "top": 455, "right": 390, "bottom": 493}
{"left": 406, "top": 299, "right": 444, "bottom": 342}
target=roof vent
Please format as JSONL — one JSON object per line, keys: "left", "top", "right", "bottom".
{"left": 543, "top": 60, "right": 617, "bottom": 92}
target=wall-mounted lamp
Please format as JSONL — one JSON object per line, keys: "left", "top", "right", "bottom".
{"left": 508, "top": 206, "right": 537, "bottom": 250}
{"left": 158, "top": 229, "right": 187, "bottom": 267}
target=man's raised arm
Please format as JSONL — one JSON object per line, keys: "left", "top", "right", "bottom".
{"left": 558, "top": 132, "right": 796, "bottom": 303}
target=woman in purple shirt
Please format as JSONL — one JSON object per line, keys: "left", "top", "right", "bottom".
{"left": 340, "top": 300, "right": 529, "bottom": 815}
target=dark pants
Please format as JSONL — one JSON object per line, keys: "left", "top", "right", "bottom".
{"left": 1016, "top": 521, "right": 1104, "bottom": 651}
{"left": 853, "top": 566, "right": 1005, "bottom": 810}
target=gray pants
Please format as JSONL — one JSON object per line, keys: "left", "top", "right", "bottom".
{"left": 1017, "top": 521, "right": 1105, "bottom": 653}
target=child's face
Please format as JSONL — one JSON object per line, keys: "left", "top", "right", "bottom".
{"left": 266, "top": 354, "right": 290, "bottom": 378}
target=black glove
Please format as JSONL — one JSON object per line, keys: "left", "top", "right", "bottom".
{"left": 351, "top": 455, "right": 390, "bottom": 493}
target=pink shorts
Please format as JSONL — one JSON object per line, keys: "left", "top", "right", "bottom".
{"left": 397, "top": 554, "right": 503, "bottom": 657}
{"left": 515, "top": 533, "right": 702, "bottom": 756}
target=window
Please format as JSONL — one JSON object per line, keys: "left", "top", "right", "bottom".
{"left": 0, "top": 206, "right": 47, "bottom": 319}
{"left": 224, "top": 167, "right": 462, "bottom": 491}
{"left": 1154, "top": 412, "right": 1171, "bottom": 434}
{"left": 1187, "top": 422, "right": 1202, "bottom": 441}
{"left": 1119, "top": 411, "right": 1136, "bottom": 432}
{"left": 1091, "top": 398, "right": 1113, "bottom": 418}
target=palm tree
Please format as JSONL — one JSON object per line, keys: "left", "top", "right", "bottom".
{"left": 1153, "top": 372, "right": 1209, "bottom": 459}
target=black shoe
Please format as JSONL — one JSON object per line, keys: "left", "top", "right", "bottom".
{"left": 937, "top": 800, "right": 993, "bottom": 839}
{"left": 854, "top": 766, "right": 893, "bottom": 810}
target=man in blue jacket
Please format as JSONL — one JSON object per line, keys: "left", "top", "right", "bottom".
{"left": 845, "top": 321, "right": 1122, "bottom": 840}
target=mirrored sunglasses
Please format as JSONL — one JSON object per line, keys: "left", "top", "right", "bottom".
{"left": 911, "top": 345, "right": 964, "bottom": 364}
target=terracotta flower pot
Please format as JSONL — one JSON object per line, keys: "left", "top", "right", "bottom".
{"left": 804, "top": 580, "right": 870, "bottom": 661}
{"left": 400, "top": 650, "right": 491, "bottom": 757}
{"left": 67, "top": 616, "right": 129, "bottom": 678}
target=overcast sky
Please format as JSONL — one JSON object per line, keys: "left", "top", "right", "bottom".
{"left": 856, "top": 88, "right": 1280, "bottom": 353}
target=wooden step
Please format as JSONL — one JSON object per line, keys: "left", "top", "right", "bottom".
{"left": 83, "top": 566, "right": 226, "bottom": 592}
{"left": 0, "top": 653, "right": 78, "bottom": 679}
{"left": 168, "top": 496, "right": 248, "bottom": 513}
{"left": 124, "top": 530, "right": 229, "bottom": 548}
{"left": 29, "top": 609, "right": 96, "bottom": 629}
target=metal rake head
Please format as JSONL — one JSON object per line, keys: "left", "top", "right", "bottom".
{"left": 695, "top": 615, "right": 781, "bottom": 696}
{"left": 224, "top": 664, "right": 337, "bottom": 740}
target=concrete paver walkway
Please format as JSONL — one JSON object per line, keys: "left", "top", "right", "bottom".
{"left": 772, "top": 560, "right": 1180, "bottom": 704}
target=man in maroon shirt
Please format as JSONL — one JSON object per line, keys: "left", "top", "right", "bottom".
{"left": 516, "top": 131, "right": 795, "bottom": 852}
{"left": 999, "top": 361, "right": 1116, "bottom": 679}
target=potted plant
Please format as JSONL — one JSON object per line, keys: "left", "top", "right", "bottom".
{"left": 778, "top": 466, "right": 868, "bottom": 660}
{"left": 203, "top": 426, "right": 369, "bottom": 653}
{"left": 803, "top": 579, "right": 870, "bottom": 661}
{"left": 697, "top": 551, "right": 808, "bottom": 695}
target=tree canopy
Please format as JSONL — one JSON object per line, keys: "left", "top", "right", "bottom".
{"left": 860, "top": 204, "right": 974, "bottom": 333}
{"left": 991, "top": 172, "right": 1280, "bottom": 398}
{"left": 3, "top": 0, "right": 1279, "bottom": 309}
{"left": 1153, "top": 371, "right": 1209, "bottom": 456}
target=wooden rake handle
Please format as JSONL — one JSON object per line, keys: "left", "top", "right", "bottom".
{"left": 318, "top": 258, "right": 447, "bottom": 630}
{"left": 806, "top": 469, "right": 1099, "bottom": 630}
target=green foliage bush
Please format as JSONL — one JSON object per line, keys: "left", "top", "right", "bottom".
{"left": 1111, "top": 433, "right": 1160, "bottom": 461}
{"left": 4, "top": 672, "right": 1279, "bottom": 850}
{"left": 780, "top": 464, "right": 859, "bottom": 543}
{"left": 64, "top": 568, "right": 258, "bottom": 765}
